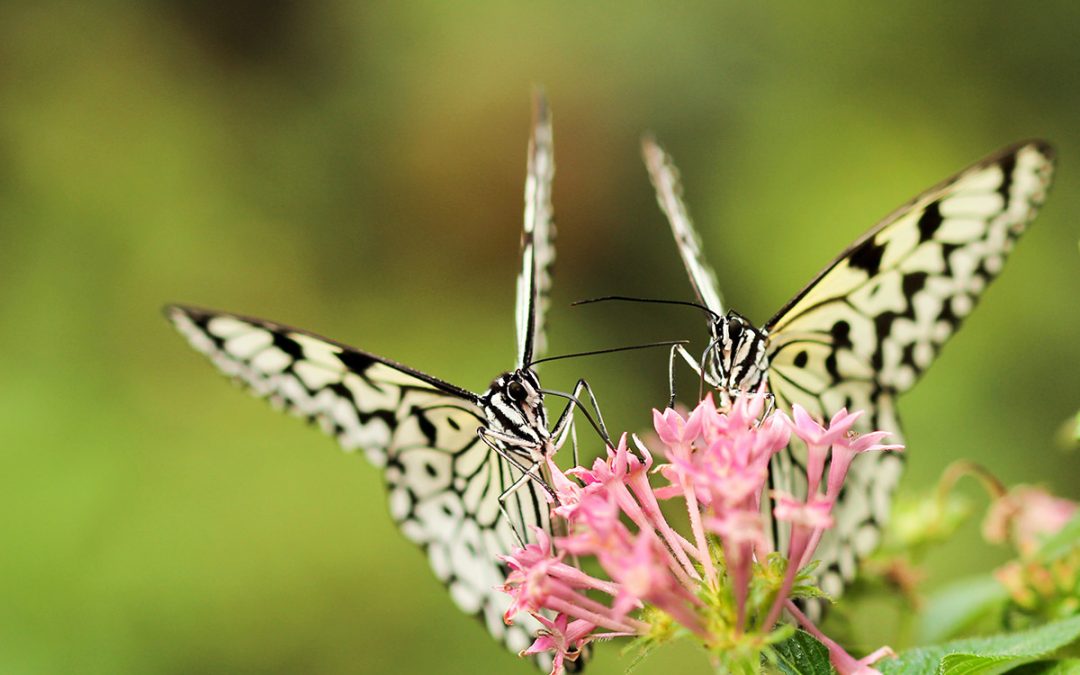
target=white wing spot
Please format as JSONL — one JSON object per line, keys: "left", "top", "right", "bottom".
{"left": 290, "top": 333, "right": 344, "bottom": 370}
{"left": 207, "top": 316, "right": 251, "bottom": 339}
{"left": 223, "top": 329, "right": 272, "bottom": 360}
{"left": 251, "top": 346, "right": 291, "bottom": 374}
{"left": 294, "top": 360, "right": 342, "bottom": 390}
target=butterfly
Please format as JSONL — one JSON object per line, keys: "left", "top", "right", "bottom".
{"left": 640, "top": 137, "right": 1055, "bottom": 599}
{"left": 165, "top": 94, "right": 598, "bottom": 667}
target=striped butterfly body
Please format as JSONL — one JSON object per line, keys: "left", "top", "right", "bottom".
{"left": 643, "top": 138, "right": 1055, "bottom": 599}
{"left": 167, "top": 96, "right": 577, "bottom": 667}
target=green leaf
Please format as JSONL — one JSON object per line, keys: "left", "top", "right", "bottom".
{"left": 919, "top": 575, "right": 1009, "bottom": 643}
{"left": 773, "top": 630, "right": 836, "bottom": 675}
{"left": 1009, "top": 658, "right": 1080, "bottom": 673}
{"left": 1036, "top": 512, "right": 1080, "bottom": 563}
{"left": 880, "top": 615, "right": 1080, "bottom": 675}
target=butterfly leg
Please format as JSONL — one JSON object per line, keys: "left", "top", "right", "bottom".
{"left": 762, "top": 389, "right": 776, "bottom": 418}
{"left": 477, "top": 427, "right": 556, "bottom": 499}
{"left": 494, "top": 458, "right": 547, "bottom": 549}
{"left": 669, "top": 344, "right": 708, "bottom": 404}
{"left": 569, "top": 419, "right": 580, "bottom": 471}
{"left": 550, "top": 379, "right": 610, "bottom": 451}
{"left": 667, "top": 343, "right": 706, "bottom": 408}
{"left": 666, "top": 343, "right": 679, "bottom": 408}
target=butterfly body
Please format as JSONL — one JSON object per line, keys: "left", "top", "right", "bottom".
{"left": 701, "top": 311, "right": 770, "bottom": 395}
{"left": 481, "top": 368, "right": 552, "bottom": 455}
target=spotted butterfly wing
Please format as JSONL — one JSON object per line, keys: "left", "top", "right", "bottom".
{"left": 166, "top": 95, "right": 566, "bottom": 669}
{"left": 166, "top": 306, "right": 550, "bottom": 651}
{"left": 764, "top": 140, "right": 1054, "bottom": 595}
{"left": 646, "top": 139, "right": 1055, "bottom": 598}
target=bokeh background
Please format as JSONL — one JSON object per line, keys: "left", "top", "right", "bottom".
{"left": 2, "top": 2, "right": 1079, "bottom": 673}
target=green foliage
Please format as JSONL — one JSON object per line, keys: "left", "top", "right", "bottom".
{"left": 881, "top": 486, "right": 975, "bottom": 555}
{"left": 1036, "top": 514, "right": 1080, "bottom": 564}
{"left": 1011, "top": 659, "right": 1080, "bottom": 674}
{"left": 919, "top": 576, "right": 1010, "bottom": 644}
{"left": 881, "top": 615, "right": 1080, "bottom": 675}
{"left": 772, "top": 631, "right": 836, "bottom": 675}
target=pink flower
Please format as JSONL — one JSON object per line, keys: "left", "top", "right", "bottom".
{"left": 501, "top": 393, "right": 901, "bottom": 674}
{"left": 825, "top": 430, "right": 904, "bottom": 501}
{"left": 522, "top": 614, "right": 595, "bottom": 675}
{"left": 786, "top": 601, "right": 896, "bottom": 674}
{"left": 984, "top": 485, "right": 1078, "bottom": 557}
{"left": 773, "top": 492, "right": 835, "bottom": 531}
{"left": 609, "top": 531, "right": 707, "bottom": 635}
{"left": 826, "top": 645, "right": 897, "bottom": 675}
{"left": 707, "top": 508, "right": 767, "bottom": 631}
{"left": 653, "top": 406, "right": 703, "bottom": 447}
{"left": 765, "top": 493, "right": 835, "bottom": 630}
{"left": 724, "top": 387, "right": 769, "bottom": 429}
{"left": 787, "top": 405, "right": 862, "bottom": 496}
{"left": 707, "top": 510, "right": 767, "bottom": 558}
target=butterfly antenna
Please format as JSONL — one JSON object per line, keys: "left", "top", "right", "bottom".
{"left": 572, "top": 295, "right": 722, "bottom": 322}
{"left": 527, "top": 339, "right": 689, "bottom": 367}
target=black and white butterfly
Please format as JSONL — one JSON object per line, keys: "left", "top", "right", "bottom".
{"left": 166, "top": 95, "right": 600, "bottom": 667}
{"left": 641, "top": 137, "right": 1055, "bottom": 599}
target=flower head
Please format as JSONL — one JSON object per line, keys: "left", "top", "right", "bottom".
{"left": 501, "top": 393, "right": 897, "bottom": 675}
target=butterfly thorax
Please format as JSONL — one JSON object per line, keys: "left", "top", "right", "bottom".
{"left": 707, "top": 311, "right": 770, "bottom": 395}
{"left": 481, "top": 368, "right": 552, "bottom": 460}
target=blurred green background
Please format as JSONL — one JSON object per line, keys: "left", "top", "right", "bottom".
{"left": 2, "top": 2, "right": 1078, "bottom": 673}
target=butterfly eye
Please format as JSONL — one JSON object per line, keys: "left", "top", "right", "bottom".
{"left": 507, "top": 381, "right": 528, "bottom": 402}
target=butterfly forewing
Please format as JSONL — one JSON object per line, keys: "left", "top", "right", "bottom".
{"left": 167, "top": 305, "right": 552, "bottom": 659}
{"left": 767, "top": 140, "right": 1055, "bottom": 394}
{"left": 516, "top": 92, "right": 556, "bottom": 367}
{"left": 642, "top": 137, "right": 725, "bottom": 315}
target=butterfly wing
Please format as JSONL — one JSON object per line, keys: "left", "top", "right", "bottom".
{"left": 165, "top": 305, "right": 552, "bottom": 661}
{"left": 516, "top": 92, "right": 556, "bottom": 367}
{"left": 642, "top": 137, "right": 726, "bottom": 315}
{"left": 764, "top": 141, "right": 1055, "bottom": 595}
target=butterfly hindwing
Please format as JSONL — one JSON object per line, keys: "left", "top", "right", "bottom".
{"left": 166, "top": 304, "right": 550, "bottom": 660}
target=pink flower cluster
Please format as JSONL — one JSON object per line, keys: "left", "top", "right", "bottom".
{"left": 983, "top": 484, "right": 1080, "bottom": 617}
{"left": 500, "top": 393, "right": 902, "bottom": 675}
{"left": 984, "top": 485, "right": 1078, "bottom": 558}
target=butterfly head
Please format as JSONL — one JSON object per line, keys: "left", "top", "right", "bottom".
{"left": 483, "top": 368, "right": 549, "bottom": 446}
{"left": 706, "top": 311, "right": 770, "bottom": 393}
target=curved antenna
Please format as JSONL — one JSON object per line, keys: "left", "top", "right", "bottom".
{"left": 527, "top": 339, "right": 689, "bottom": 368}
{"left": 571, "top": 295, "right": 722, "bottom": 323}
